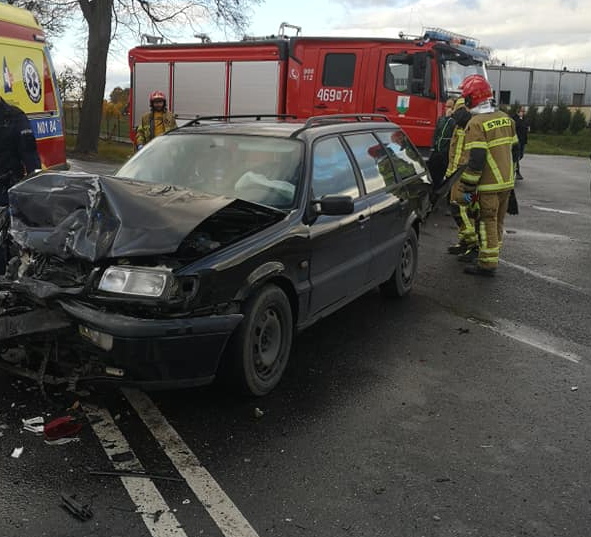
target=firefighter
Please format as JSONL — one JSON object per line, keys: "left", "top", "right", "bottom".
{"left": 0, "top": 96, "right": 41, "bottom": 274}
{"left": 427, "top": 98, "right": 455, "bottom": 190}
{"left": 446, "top": 97, "right": 479, "bottom": 258}
{"left": 457, "top": 75, "right": 519, "bottom": 277}
{"left": 135, "top": 90, "right": 177, "bottom": 149}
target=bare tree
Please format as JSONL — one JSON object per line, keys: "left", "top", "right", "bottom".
{"left": 9, "top": 0, "right": 261, "bottom": 154}
{"left": 6, "top": 0, "right": 75, "bottom": 36}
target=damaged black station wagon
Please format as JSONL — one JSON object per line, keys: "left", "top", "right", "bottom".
{"left": 0, "top": 115, "right": 433, "bottom": 395}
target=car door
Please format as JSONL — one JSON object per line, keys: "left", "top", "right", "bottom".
{"left": 307, "top": 135, "right": 372, "bottom": 316}
{"left": 341, "top": 131, "right": 409, "bottom": 284}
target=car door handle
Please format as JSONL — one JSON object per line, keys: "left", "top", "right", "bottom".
{"left": 314, "top": 103, "right": 328, "bottom": 109}
{"left": 376, "top": 107, "right": 389, "bottom": 112}
{"left": 358, "top": 214, "right": 370, "bottom": 224}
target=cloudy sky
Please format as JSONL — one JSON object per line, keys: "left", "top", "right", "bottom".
{"left": 51, "top": 0, "right": 591, "bottom": 96}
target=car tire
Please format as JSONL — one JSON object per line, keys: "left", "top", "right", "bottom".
{"left": 380, "top": 228, "right": 418, "bottom": 298}
{"left": 225, "top": 284, "right": 293, "bottom": 396}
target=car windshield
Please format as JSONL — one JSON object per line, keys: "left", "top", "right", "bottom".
{"left": 441, "top": 60, "right": 487, "bottom": 97}
{"left": 116, "top": 133, "right": 304, "bottom": 210}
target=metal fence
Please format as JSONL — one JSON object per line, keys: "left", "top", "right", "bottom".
{"left": 63, "top": 105, "right": 132, "bottom": 144}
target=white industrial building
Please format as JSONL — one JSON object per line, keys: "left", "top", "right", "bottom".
{"left": 487, "top": 65, "right": 591, "bottom": 108}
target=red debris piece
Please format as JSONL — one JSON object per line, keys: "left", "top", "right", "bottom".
{"left": 44, "top": 416, "right": 83, "bottom": 441}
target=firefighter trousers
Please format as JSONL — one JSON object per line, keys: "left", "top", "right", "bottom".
{"left": 477, "top": 190, "right": 511, "bottom": 269}
{"left": 450, "top": 181, "right": 478, "bottom": 248}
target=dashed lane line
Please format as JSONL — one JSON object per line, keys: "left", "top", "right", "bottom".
{"left": 500, "top": 259, "right": 591, "bottom": 298}
{"left": 86, "top": 404, "right": 189, "bottom": 537}
{"left": 123, "top": 388, "right": 260, "bottom": 537}
{"left": 468, "top": 317, "right": 586, "bottom": 364}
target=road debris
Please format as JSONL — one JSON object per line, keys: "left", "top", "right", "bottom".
{"left": 45, "top": 437, "right": 81, "bottom": 446}
{"left": 22, "top": 416, "right": 45, "bottom": 434}
{"left": 44, "top": 416, "right": 83, "bottom": 442}
{"left": 182, "top": 499, "right": 191, "bottom": 505}
{"left": 60, "top": 493, "right": 93, "bottom": 521}
{"left": 456, "top": 327, "right": 470, "bottom": 334}
{"left": 433, "top": 515, "right": 441, "bottom": 522}
{"left": 10, "top": 447, "right": 24, "bottom": 458}
{"left": 571, "top": 386, "right": 578, "bottom": 392}
{"left": 254, "top": 407, "right": 264, "bottom": 419}
{"left": 88, "top": 470, "right": 183, "bottom": 482}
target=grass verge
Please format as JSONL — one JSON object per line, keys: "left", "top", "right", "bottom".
{"left": 528, "top": 131, "right": 591, "bottom": 158}
{"left": 66, "top": 135, "right": 133, "bottom": 164}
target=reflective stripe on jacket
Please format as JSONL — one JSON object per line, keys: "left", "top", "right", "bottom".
{"left": 136, "top": 111, "right": 177, "bottom": 146}
{"left": 460, "top": 111, "right": 518, "bottom": 193}
{"left": 445, "top": 126, "right": 466, "bottom": 177}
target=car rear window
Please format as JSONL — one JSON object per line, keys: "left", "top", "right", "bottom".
{"left": 374, "top": 130, "right": 426, "bottom": 180}
{"left": 343, "top": 133, "right": 396, "bottom": 193}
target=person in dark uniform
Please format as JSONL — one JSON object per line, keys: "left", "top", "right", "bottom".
{"left": 0, "top": 97, "right": 41, "bottom": 273}
{"left": 512, "top": 106, "right": 528, "bottom": 180}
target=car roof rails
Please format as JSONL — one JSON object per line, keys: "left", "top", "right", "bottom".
{"left": 290, "top": 114, "right": 390, "bottom": 138}
{"left": 179, "top": 114, "right": 298, "bottom": 128}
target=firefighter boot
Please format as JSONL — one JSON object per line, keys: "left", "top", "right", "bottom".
{"left": 447, "top": 242, "right": 466, "bottom": 254}
{"left": 464, "top": 263, "right": 496, "bottom": 277}
{"left": 457, "top": 247, "right": 479, "bottom": 263}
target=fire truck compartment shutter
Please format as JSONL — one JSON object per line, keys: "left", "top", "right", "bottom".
{"left": 173, "top": 62, "right": 226, "bottom": 119}
{"left": 133, "top": 62, "right": 169, "bottom": 126}
{"left": 229, "top": 61, "right": 280, "bottom": 115}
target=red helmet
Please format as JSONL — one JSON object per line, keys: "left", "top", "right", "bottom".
{"left": 149, "top": 90, "right": 166, "bottom": 104}
{"left": 460, "top": 75, "right": 492, "bottom": 108}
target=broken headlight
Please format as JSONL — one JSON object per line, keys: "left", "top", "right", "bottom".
{"left": 98, "top": 266, "right": 173, "bottom": 298}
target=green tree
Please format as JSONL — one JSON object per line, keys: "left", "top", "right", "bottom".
{"left": 570, "top": 109, "right": 587, "bottom": 134}
{"left": 525, "top": 106, "right": 539, "bottom": 133}
{"left": 552, "top": 103, "right": 571, "bottom": 134}
{"left": 508, "top": 103, "right": 520, "bottom": 117}
{"left": 10, "top": 0, "right": 262, "bottom": 155}
{"left": 539, "top": 105, "right": 554, "bottom": 134}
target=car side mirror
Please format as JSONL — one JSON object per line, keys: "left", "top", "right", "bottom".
{"left": 311, "top": 195, "right": 354, "bottom": 216}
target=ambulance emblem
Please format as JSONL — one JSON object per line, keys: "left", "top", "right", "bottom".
{"left": 22, "top": 58, "right": 41, "bottom": 103}
{"left": 2, "top": 57, "right": 13, "bottom": 93}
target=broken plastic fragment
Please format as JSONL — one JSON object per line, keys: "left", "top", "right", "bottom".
{"left": 254, "top": 407, "right": 264, "bottom": 419}
{"left": 11, "top": 447, "right": 24, "bottom": 459}
{"left": 44, "top": 416, "right": 83, "bottom": 441}
{"left": 45, "top": 437, "right": 81, "bottom": 446}
{"left": 571, "top": 386, "right": 578, "bottom": 392}
{"left": 22, "top": 416, "right": 45, "bottom": 434}
{"left": 182, "top": 499, "right": 191, "bottom": 505}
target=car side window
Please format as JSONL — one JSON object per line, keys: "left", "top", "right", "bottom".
{"left": 311, "top": 137, "right": 360, "bottom": 199}
{"left": 343, "top": 133, "right": 396, "bottom": 193}
{"left": 375, "top": 130, "right": 426, "bottom": 180}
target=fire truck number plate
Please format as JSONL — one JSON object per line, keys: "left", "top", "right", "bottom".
{"left": 316, "top": 88, "right": 354, "bottom": 103}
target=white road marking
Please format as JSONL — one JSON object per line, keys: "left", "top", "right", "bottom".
{"left": 86, "top": 405, "right": 189, "bottom": 537}
{"left": 468, "top": 317, "right": 586, "bottom": 364}
{"left": 123, "top": 388, "right": 260, "bottom": 537}
{"left": 500, "top": 259, "right": 591, "bottom": 297}
{"left": 531, "top": 205, "right": 581, "bottom": 216}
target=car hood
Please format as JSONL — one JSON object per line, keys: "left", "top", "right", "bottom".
{"left": 8, "top": 172, "right": 283, "bottom": 262}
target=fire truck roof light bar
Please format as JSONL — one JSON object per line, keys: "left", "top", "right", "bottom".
{"left": 423, "top": 27, "right": 479, "bottom": 48}
{"left": 180, "top": 114, "right": 299, "bottom": 128}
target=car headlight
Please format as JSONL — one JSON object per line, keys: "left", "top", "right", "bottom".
{"left": 98, "top": 266, "right": 173, "bottom": 298}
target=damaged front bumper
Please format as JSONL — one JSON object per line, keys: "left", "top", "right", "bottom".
{"left": 0, "top": 290, "right": 243, "bottom": 389}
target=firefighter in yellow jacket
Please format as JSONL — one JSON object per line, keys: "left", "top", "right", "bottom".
{"left": 446, "top": 97, "right": 478, "bottom": 257}
{"left": 457, "top": 75, "right": 519, "bottom": 277}
{"left": 135, "top": 91, "right": 177, "bottom": 149}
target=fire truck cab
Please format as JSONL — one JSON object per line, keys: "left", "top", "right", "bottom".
{"left": 0, "top": 3, "right": 67, "bottom": 170}
{"left": 129, "top": 27, "right": 488, "bottom": 149}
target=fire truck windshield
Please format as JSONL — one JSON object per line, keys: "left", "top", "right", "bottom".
{"left": 441, "top": 61, "right": 487, "bottom": 97}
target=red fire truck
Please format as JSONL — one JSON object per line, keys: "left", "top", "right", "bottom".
{"left": 0, "top": 3, "right": 67, "bottom": 170}
{"left": 128, "top": 26, "right": 488, "bottom": 149}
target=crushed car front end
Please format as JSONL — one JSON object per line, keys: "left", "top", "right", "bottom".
{"left": 0, "top": 171, "right": 285, "bottom": 389}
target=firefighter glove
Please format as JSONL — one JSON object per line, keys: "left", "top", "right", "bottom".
{"left": 137, "top": 144, "right": 144, "bottom": 150}
{"left": 463, "top": 192, "right": 478, "bottom": 204}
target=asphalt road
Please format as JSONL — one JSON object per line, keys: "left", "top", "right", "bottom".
{"left": 1, "top": 154, "right": 590, "bottom": 537}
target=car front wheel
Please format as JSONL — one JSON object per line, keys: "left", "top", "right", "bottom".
{"left": 226, "top": 284, "right": 293, "bottom": 396}
{"left": 380, "top": 227, "right": 418, "bottom": 298}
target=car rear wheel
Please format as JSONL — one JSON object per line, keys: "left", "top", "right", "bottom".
{"left": 380, "top": 228, "right": 418, "bottom": 298}
{"left": 226, "top": 284, "right": 293, "bottom": 396}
